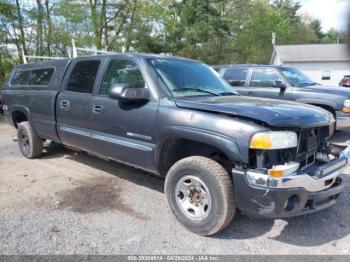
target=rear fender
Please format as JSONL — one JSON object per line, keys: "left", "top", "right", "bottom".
{"left": 10, "top": 105, "right": 34, "bottom": 130}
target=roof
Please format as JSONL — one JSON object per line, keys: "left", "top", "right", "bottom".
{"left": 213, "top": 64, "right": 275, "bottom": 69}
{"left": 271, "top": 44, "right": 350, "bottom": 64}
{"left": 16, "top": 58, "right": 71, "bottom": 70}
{"left": 15, "top": 53, "right": 198, "bottom": 69}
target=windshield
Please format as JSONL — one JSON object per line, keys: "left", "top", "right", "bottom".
{"left": 146, "top": 58, "right": 239, "bottom": 97}
{"left": 279, "top": 67, "right": 318, "bottom": 87}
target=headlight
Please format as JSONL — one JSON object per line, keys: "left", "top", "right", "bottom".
{"left": 343, "top": 100, "right": 350, "bottom": 113}
{"left": 250, "top": 131, "right": 297, "bottom": 150}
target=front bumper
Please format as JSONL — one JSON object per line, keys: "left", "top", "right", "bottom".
{"left": 336, "top": 111, "right": 350, "bottom": 130}
{"left": 232, "top": 157, "right": 348, "bottom": 218}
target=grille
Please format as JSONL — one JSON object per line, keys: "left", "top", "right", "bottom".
{"left": 296, "top": 126, "right": 330, "bottom": 170}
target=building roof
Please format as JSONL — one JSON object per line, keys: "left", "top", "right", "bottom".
{"left": 271, "top": 44, "right": 350, "bottom": 64}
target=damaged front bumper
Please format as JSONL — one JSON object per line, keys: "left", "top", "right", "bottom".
{"left": 232, "top": 149, "right": 349, "bottom": 218}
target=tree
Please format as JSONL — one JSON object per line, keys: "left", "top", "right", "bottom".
{"left": 322, "top": 28, "right": 348, "bottom": 44}
{"left": 35, "top": 0, "right": 44, "bottom": 56}
{"left": 233, "top": 0, "right": 293, "bottom": 63}
{"left": 310, "top": 18, "right": 325, "bottom": 41}
{"left": 0, "top": 0, "right": 27, "bottom": 62}
{"left": 272, "top": 0, "right": 301, "bottom": 26}
{"left": 45, "top": 0, "right": 54, "bottom": 56}
{"left": 0, "top": 0, "right": 348, "bottom": 82}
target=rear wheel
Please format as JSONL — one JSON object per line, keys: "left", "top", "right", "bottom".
{"left": 164, "top": 156, "right": 236, "bottom": 236}
{"left": 17, "top": 121, "right": 43, "bottom": 159}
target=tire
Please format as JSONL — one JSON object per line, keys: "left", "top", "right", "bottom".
{"left": 164, "top": 156, "right": 236, "bottom": 236}
{"left": 17, "top": 121, "right": 43, "bottom": 159}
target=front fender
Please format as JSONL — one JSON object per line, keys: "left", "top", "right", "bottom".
{"left": 295, "top": 99, "right": 338, "bottom": 110}
{"left": 155, "top": 125, "right": 243, "bottom": 167}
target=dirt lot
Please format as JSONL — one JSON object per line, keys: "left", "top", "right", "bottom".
{"left": 0, "top": 115, "right": 350, "bottom": 255}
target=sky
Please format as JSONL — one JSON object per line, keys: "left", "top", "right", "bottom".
{"left": 298, "top": 0, "right": 349, "bottom": 32}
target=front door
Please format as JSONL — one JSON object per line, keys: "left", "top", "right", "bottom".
{"left": 90, "top": 57, "right": 159, "bottom": 171}
{"left": 56, "top": 58, "right": 103, "bottom": 151}
{"left": 244, "top": 68, "right": 292, "bottom": 100}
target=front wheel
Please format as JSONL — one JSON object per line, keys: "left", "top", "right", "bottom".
{"left": 164, "top": 156, "right": 236, "bottom": 236}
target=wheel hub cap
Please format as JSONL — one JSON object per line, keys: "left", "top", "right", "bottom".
{"left": 175, "top": 175, "right": 212, "bottom": 220}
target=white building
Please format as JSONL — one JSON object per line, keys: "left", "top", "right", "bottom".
{"left": 270, "top": 44, "right": 350, "bottom": 86}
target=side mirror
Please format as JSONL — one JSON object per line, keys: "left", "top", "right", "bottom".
{"left": 273, "top": 80, "right": 287, "bottom": 91}
{"left": 228, "top": 79, "right": 245, "bottom": 87}
{"left": 108, "top": 83, "right": 150, "bottom": 102}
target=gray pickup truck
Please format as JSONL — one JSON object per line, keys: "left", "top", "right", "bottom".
{"left": 214, "top": 65, "right": 350, "bottom": 130}
{"left": 1, "top": 54, "right": 349, "bottom": 236}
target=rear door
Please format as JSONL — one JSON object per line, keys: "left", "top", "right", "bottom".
{"left": 56, "top": 58, "right": 104, "bottom": 151}
{"left": 90, "top": 57, "right": 159, "bottom": 171}
{"left": 244, "top": 67, "right": 292, "bottom": 100}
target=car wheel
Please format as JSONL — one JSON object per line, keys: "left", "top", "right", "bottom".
{"left": 17, "top": 121, "right": 43, "bottom": 159}
{"left": 164, "top": 156, "right": 236, "bottom": 236}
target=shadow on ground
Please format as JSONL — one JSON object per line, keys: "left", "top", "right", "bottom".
{"left": 41, "top": 141, "right": 164, "bottom": 194}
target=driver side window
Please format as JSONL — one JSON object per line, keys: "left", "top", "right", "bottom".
{"left": 100, "top": 59, "right": 145, "bottom": 95}
{"left": 249, "top": 68, "right": 284, "bottom": 88}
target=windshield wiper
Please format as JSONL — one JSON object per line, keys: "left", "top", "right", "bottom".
{"left": 172, "top": 88, "right": 220, "bottom": 96}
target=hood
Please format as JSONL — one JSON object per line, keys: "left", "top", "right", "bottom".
{"left": 175, "top": 96, "right": 333, "bottom": 128}
{"left": 304, "top": 85, "right": 350, "bottom": 98}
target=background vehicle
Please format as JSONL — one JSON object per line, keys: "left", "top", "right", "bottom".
{"left": 1, "top": 55, "right": 348, "bottom": 236}
{"left": 339, "top": 76, "right": 350, "bottom": 87}
{"left": 214, "top": 65, "right": 350, "bottom": 130}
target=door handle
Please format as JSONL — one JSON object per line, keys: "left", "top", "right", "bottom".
{"left": 60, "top": 100, "right": 70, "bottom": 110}
{"left": 92, "top": 105, "right": 104, "bottom": 113}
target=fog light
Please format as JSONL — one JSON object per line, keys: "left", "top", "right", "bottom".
{"left": 246, "top": 172, "right": 280, "bottom": 188}
{"left": 284, "top": 195, "right": 300, "bottom": 211}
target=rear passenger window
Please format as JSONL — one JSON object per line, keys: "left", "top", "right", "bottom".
{"left": 223, "top": 68, "right": 248, "bottom": 87}
{"left": 28, "top": 68, "right": 54, "bottom": 86}
{"left": 10, "top": 71, "right": 31, "bottom": 86}
{"left": 66, "top": 60, "right": 101, "bottom": 93}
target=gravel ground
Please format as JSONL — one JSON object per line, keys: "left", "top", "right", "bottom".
{"left": 0, "top": 115, "right": 350, "bottom": 255}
